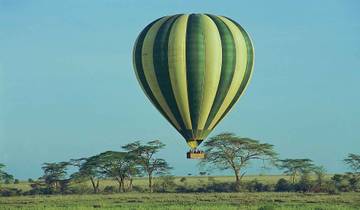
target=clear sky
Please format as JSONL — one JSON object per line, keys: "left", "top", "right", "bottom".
{"left": 0, "top": 1, "right": 359, "bottom": 179}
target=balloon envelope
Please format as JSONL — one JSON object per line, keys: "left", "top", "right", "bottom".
{"left": 133, "top": 14, "right": 254, "bottom": 149}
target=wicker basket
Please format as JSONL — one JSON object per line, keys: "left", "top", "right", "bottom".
{"left": 186, "top": 152, "right": 205, "bottom": 159}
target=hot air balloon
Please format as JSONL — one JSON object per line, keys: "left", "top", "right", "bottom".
{"left": 133, "top": 14, "right": 254, "bottom": 158}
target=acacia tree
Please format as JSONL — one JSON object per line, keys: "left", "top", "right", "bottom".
{"left": 70, "top": 156, "right": 104, "bottom": 194}
{"left": 95, "top": 151, "right": 139, "bottom": 192}
{"left": 313, "top": 165, "right": 326, "bottom": 188}
{"left": 344, "top": 153, "right": 360, "bottom": 174}
{"left": 122, "top": 140, "right": 172, "bottom": 192}
{"left": 0, "top": 163, "right": 14, "bottom": 186}
{"left": 344, "top": 153, "right": 360, "bottom": 191}
{"left": 200, "top": 132, "right": 277, "bottom": 191}
{"left": 278, "top": 159, "right": 315, "bottom": 183}
{"left": 41, "top": 162, "right": 70, "bottom": 192}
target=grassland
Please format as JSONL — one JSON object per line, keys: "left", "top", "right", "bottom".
{"left": 3, "top": 175, "right": 318, "bottom": 192}
{"left": 1, "top": 175, "right": 358, "bottom": 210}
{"left": 1, "top": 192, "right": 359, "bottom": 210}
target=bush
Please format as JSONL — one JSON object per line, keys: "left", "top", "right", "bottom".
{"left": 258, "top": 205, "right": 276, "bottom": 210}
{"left": 67, "top": 183, "right": 92, "bottom": 194}
{"left": 175, "top": 182, "right": 236, "bottom": 193}
{"left": 204, "top": 182, "right": 236, "bottom": 192}
{"left": 13, "top": 179, "right": 20, "bottom": 184}
{"left": 103, "top": 186, "right": 117, "bottom": 194}
{"left": 345, "top": 173, "right": 360, "bottom": 191}
{"left": 332, "top": 174, "right": 352, "bottom": 192}
{"left": 323, "top": 182, "right": 340, "bottom": 195}
{"left": 175, "top": 185, "right": 191, "bottom": 193}
{"left": 154, "top": 176, "right": 177, "bottom": 192}
{"left": 0, "top": 188, "right": 22, "bottom": 196}
{"left": 131, "top": 185, "right": 146, "bottom": 192}
{"left": 295, "top": 173, "right": 313, "bottom": 192}
{"left": 180, "top": 177, "right": 187, "bottom": 182}
{"left": 246, "top": 179, "right": 272, "bottom": 192}
{"left": 23, "top": 181, "right": 52, "bottom": 195}
{"left": 275, "top": 178, "right": 293, "bottom": 192}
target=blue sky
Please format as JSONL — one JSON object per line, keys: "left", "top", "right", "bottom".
{"left": 0, "top": 1, "right": 359, "bottom": 179}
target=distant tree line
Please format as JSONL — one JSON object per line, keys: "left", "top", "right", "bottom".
{"left": 0, "top": 132, "right": 359, "bottom": 196}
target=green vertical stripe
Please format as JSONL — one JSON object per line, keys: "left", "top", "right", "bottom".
{"left": 204, "top": 14, "right": 237, "bottom": 129}
{"left": 133, "top": 18, "right": 180, "bottom": 131}
{"left": 152, "top": 15, "right": 187, "bottom": 132}
{"left": 212, "top": 17, "right": 254, "bottom": 129}
{"left": 186, "top": 14, "right": 205, "bottom": 130}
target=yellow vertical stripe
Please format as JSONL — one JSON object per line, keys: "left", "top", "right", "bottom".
{"left": 196, "top": 15, "right": 222, "bottom": 129}
{"left": 237, "top": 28, "right": 255, "bottom": 100}
{"left": 142, "top": 16, "right": 181, "bottom": 130}
{"left": 168, "top": 15, "right": 192, "bottom": 129}
{"left": 208, "top": 16, "right": 248, "bottom": 130}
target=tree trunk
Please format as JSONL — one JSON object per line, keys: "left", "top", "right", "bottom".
{"left": 291, "top": 174, "right": 296, "bottom": 184}
{"left": 115, "top": 177, "right": 122, "bottom": 192}
{"left": 234, "top": 169, "right": 241, "bottom": 192}
{"left": 121, "top": 177, "right": 125, "bottom": 192}
{"left": 148, "top": 175, "right": 153, "bottom": 193}
{"left": 90, "top": 177, "right": 98, "bottom": 193}
{"left": 128, "top": 178, "right": 133, "bottom": 191}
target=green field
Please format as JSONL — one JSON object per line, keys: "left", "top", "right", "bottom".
{"left": 1, "top": 175, "right": 359, "bottom": 210}
{"left": 4, "top": 175, "right": 292, "bottom": 192}
{"left": 0, "top": 192, "right": 359, "bottom": 210}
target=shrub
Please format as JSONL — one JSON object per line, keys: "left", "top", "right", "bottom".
{"left": 258, "top": 205, "right": 276, "bottom": 210}
{"left": 132, "top": 185, "right": 146, "bottom": 192}
{"left": 68, "top": 183, "right": 92, "bottom": 194}
{"left": 180, "top": 177, "right": 186, "bottom": 183}
{"left": 205, "top": 182, "right": 236, "bottom": 192}
{"left": 345, "top": 173, "right": 360, "bottom": 191}
{"left": 24, "top": 187, "right": 52, "bottom": 195}
{"left": 24, "top": 180, "right": 52, "bottom": 195}
{"left": 103, "top": 186, "right": 117, "bottom": 194}
{"left": 175, "top": 185, "right": 190, "bottom": 193}
{"left": 295, "top": 173, "right": 313, "bottom": 192}
{"left": 0, "top": 188, "right": 22, "bottom": 196}
{"left": 275, "top": 178, "right": 293, "bottom": 192}
{"left": 245, "top": 179, "right": 273, "bottom": 192}
{"left": 154, "top": 176, "right": 177, "bottom": 192}
{"left": 323, "top": 182, "right": 340, "bottom": 195}
{"left": 13, "top": 179, "right": 20, "bottom": 184}
{"left": 331, "top": 174, "right": 351, "bottom": 192}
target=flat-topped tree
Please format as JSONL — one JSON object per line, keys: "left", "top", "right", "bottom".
{"left": 344, "top": 153, "right": 360, "bottom": 174}
{"left": 70, "top": 156, "right": 104, "bottom": 193}
{"left": 200, "top": 132, "right": 277, "bottom": 191}
{"left": 41, "top": 162, "right": 70, "bottom": 192}
{"left": 0, "top": 163, "right": 14, "bottom": 186}
{"left": 278, "top": 159, "right": 315, "bottom": 183}
{"left": 122, "top": 140, "right": 172, "bottom": 192}
{"left": 94, "top": 151, "right": 139, "bottom": 192}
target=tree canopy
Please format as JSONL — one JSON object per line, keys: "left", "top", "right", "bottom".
{"left": 122, "top": 140, "right": 172, "bottom": 192}
{"left": 200, "top": 132, "right": 277, "bottom": 191}
{"left": 41, "top": 162, "right": 70, "bottom": 192}
{"left": 0, "top": 163, "right": 14, "bottom": 185}
{"left": 278, "top": 159, "right": 315, "bottom": 183}
{"left": 344, "top": 153, "right": 360, "bottom": 173}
